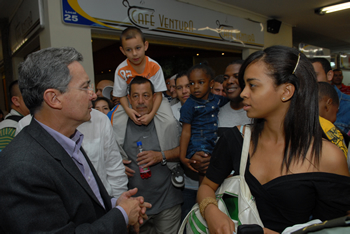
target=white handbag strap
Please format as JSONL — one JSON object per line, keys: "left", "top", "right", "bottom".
{"left": 239, "top": 125, "right": 251, "bottom": 176}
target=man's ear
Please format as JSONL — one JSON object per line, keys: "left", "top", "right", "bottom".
{"left": 11, "top": 96, "right": 21, "bottom": 107}
{"left": 119, "top": 46, "right": 126, "bottom": 56}
{"left": 281, "top": 83, "right": 295, "bottom": 102}
{"left": 144, "top": 41, "right": 149, "bottom": 51}
{"left": 327, "top": 70, "right": 334, "bottom": 82}
{"left": 43, "top": 89, "right": 63, "bottom": 110}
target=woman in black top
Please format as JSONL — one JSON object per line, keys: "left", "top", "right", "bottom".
{"left": 197, "top": 46, "right": 350, "bottom": 234}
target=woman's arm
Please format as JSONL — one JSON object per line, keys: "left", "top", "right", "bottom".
{"left": 197, "top": 177, "right": 235, "bottom": 234}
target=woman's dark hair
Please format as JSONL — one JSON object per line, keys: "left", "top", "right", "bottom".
{"left": 93, "top": 97, "right": 113, "bottom": 110}
{"left": 187, "top": 61, "right": 215, "bottom": 80}
{"left": 239, "top": 45, "right": 322, "bottom": 172}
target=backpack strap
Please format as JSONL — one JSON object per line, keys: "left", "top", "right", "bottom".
{"left": 5, "top": 115, "right": 23, "bottom": 122}
{"left": 239, "top": 125, "right": 251, "bottom": 176}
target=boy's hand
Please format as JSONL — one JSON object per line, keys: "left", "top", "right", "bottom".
{"left": 180, "top": 157, "right": 198, "bottom": 173}
{"left": 125, "top": 108, "right": 142, "bottom": 125}
{"left": 138, "top": 112, "right": 155, "bottom": 125}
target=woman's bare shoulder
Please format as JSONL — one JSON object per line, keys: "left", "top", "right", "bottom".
{"left": 319, "top": 140, "right": 349, "bottom": 176}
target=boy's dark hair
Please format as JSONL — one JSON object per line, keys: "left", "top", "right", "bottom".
{"left": 333, "top": 68, "right": 342, "bottom": 73}
{"left": 128, "top": 76, "right": 154, "bottom": 94}
{"left": 318, "top": 82, "right": 339, "bottom": 106}
{"left": 309, "top": 58, "right": 332, "bottom": 74}
{"left": 187, "top": 61, "right": 215, "bottom": 80}
{"left": 214, "top": 75, "right": 225, "bottom": 84}
{"left": 93, "top": 97, "right": 113, "bottom": 110}
{"left": 175, "top": 71, "right": 188, "bottom": 84}
{"left": 120, "top": 27, "right": 145, "bottom": 47}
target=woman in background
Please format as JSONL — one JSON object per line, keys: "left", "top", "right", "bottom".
{"left": 93, "top": 97, "right": 113, "bottom": 115}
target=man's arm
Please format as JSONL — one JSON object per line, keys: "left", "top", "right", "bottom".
{"left": 136, "top": 146, "right": 180, "bottom": 169}
{"left": 0, "top": 160, "right": 128, "bottom": 234}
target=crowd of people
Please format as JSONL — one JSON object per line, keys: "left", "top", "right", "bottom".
{"left": 0, "top": 26, "right": 350, "bottom": 234}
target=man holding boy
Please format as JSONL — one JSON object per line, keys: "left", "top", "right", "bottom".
{"left": 112, "top": 77, "right": 183, "bottom": 233}
{"left": 113, "top": 26, "right": 167, "bottom": 126}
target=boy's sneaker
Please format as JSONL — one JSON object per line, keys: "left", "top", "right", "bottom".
{"left": 171, "top": 164, "right": 185, "bottom": 188}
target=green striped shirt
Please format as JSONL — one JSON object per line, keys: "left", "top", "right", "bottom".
{"left": 0, "top": 127, "right": 16, "bottom": 150}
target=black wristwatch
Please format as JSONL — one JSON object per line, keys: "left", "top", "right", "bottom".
{"left": 161, "top": 151, "right": 167, "bottom": 165}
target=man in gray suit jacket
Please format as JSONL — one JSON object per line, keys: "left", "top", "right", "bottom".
{"left": 0, "top": 47, "right": 150, "bottom": 233}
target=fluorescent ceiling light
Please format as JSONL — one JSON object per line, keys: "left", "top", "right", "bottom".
{"left": 315, "top": 1, "right": 350, "bottom": 15}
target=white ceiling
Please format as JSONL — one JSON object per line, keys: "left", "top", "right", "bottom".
{"left": 219, "top": 0, "right": 350, "bottom": 53}
{"left": 1, "top": 0, "right": 350, "bottom": 53}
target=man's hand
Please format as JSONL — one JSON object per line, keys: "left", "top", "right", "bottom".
{"left": 123, "top": 160, "right": 135, "bottom": 177}
{"left": 138, "top": 112, "right": 155, "bottom": 126}
{"left": 180, "top": 157, "right": 198, "bottom": 173}
{"left": 190, "top": 151, "right": 211, "bottom": 174}
{"left": 117, "top": 188, "right": 152, "bottom": 226}
{"left": 137, "top": 151, "right": 162, "bottom": 168}
{"left": 125, "top": 108, "right": 142, "bottom": 125}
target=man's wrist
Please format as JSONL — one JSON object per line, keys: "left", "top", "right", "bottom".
{"left": 115, "top": 205, "right": 129, "bottom": 225}
{"left": 161, "top": 151, "right": 167, "bottom": 165}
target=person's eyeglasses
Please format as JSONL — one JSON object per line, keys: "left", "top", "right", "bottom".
{"left": 130, "top": 93, "right": 151, "bottom": 101}
{"left": 75, "top": 83, "right": 94, "bottom": 93}
{"left": 58, "top": 83, "right": 95, "bottom": 96}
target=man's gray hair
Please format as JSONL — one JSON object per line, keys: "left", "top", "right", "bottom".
{"left": 18, "top": 47, "right": 83, "bottom": 115}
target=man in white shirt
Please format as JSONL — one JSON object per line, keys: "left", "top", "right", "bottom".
{"left": 218, "top": 60, "right": 251, "bottom": 136}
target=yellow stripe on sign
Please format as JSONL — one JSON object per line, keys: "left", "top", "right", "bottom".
{"left": 67, "top": 0, "right": 120, "bottom": 30}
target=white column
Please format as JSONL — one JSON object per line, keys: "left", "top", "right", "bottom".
{"left": 39, "top": 0, "right": 95, "bottom": 82}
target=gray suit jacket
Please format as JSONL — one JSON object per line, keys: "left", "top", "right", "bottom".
{"left": 0, "top": 119, "right": 127, "bottom": 233}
